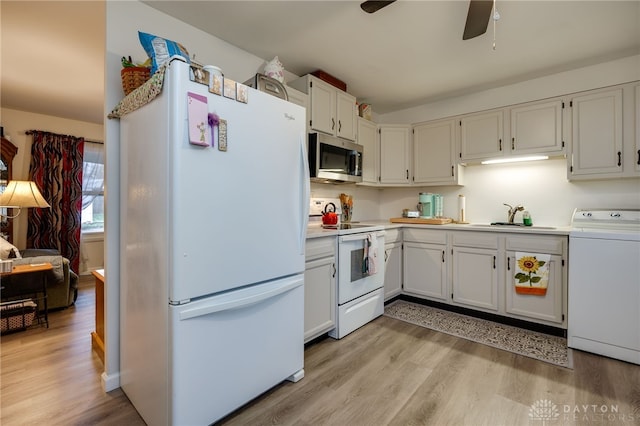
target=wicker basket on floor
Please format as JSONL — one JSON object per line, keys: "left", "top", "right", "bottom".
{"left": 121, "top": 67, "right": 151, "bottom": 95}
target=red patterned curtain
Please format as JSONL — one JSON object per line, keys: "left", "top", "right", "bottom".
{"left": 26, "top": 131, "right": 84, "bottom": 273}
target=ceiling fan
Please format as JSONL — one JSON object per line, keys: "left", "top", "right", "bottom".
{"left": 360, "top": 0, "right": 494, "bottom": 40}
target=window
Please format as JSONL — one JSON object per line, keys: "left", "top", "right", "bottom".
{"left": 81, "top": 142, "right": 104, "bottom": 233}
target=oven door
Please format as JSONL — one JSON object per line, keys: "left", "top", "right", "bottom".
{"left": 337, "top": 231, "right": 385, "bottom": 305}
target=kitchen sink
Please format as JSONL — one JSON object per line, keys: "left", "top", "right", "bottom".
{"left": 468, "top": 223, "right": 557, "bottom": 230}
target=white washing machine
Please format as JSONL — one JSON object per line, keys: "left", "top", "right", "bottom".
{"left": 568, "top": 209, "right": 640, "bottom": 365}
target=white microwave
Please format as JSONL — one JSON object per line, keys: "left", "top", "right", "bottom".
{"left": 308, "top": 133, "right": 363, "bottom": 184}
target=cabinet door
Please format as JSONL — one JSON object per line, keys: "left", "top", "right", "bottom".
{"left": 336, "top": 91, "right": 357, "bottom": 141}
{"left": 357, "top": 118, "right": 379, "bottom": 184}
{"left": 505, "top": 253, "right": 564, "bottom": 324}
{"left": 309, "top": 77, "right": 336, "bottom": 136}
{"left": 379, "top": 125, "right": 411, "bottom": 184}
{"left": 286, "top": 85, "right": 308, "bottom": 110}
{"left": 460, "top": 110, "right": 504, "bottom": 161}
{"left": 452, "top": 246, "right": 499, "bottom": 311}
{"left": 569, "top": 88, "right": 623, "bottom": 178}
{"left": 635, "top": 85, "right": 640, "bottom": 174}
{"left": 304, "top": 256, "right": 336, "bottom": 342}
{"left": 403, "top": 242, "right": 448, "bottom": 301}
{"left": 510, "top": 99, "right": 563, "bottom": 155}
{"left": 384, "top": 242, "right": 402, "bottom": 301}
{"left": 413, "top": 119, "right": 458, "bottom": 185}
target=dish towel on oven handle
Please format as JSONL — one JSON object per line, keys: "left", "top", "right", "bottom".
{"left": 514, "top": 252, "right": 551, "bottom": 296}
{"left": 364, "top": 233, "right": 378, "bottom": 276}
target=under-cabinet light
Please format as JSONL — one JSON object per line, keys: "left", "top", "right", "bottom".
{"left": 481, "top": 155, "right": 549, "bottom": 165}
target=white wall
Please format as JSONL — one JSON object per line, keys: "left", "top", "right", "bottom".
{"left": 377, "top": 160, "right": 640, "bottom": 227}
{"left": 0, "top": 108, "right": 104, "bottom": 250}
{"left": 379, "top": 55, "right": 640, "bottom": 124}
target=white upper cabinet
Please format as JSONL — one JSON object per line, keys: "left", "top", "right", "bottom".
{"left": 510, "top": 99, "right": 564, "bottom": 155}
{"left": 379, "top": 125, "right": 411, "bottom": 184}
{"left": 289, "top": 74, "right": 357, "bottom": 141}
{"left": 568, "top": 87, "right": 623, "bottom": 179}
{"left": 459, "top": 110, "right": 504, "bottom": 161}
{"left": 413, "top": 118, "right": 463, "bottom": 186}
{"left": 357, "top": 117, "right": 378, "bottom": 184}
{"left": 285, "top": 85, "right": 308, "bottom": 110}
{"left": 336, "top": 91, "right": 357, "bottom": 141}
{"left": 635, "top": 84, "right": 640, "bottom": 174}
{"left": 309, "top": 77, "right": 336, "bottom": 136}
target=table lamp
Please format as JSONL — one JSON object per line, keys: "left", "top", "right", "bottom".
{"left": 0, "top": 180, "right": 51, "bottom": 218}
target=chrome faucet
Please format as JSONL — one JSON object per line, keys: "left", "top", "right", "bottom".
{"left": 504, "top": 203, "right": 525, "bottom": 223}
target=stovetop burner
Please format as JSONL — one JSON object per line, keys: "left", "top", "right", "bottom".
{"left": 323, "top": 223, "right": 371, "bottom": 230}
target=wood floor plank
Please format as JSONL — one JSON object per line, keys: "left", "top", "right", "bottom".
{"left": 3, "top": 281, "right": 639, "bottom": 425}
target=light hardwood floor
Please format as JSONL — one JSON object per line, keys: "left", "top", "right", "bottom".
{"left": 2, "top": 279, "right": 639, "bottom": 425}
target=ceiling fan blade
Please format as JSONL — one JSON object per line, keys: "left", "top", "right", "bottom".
{"left": 462, "top": 0, "right": 493, "bottom": 40}
{"left": 360, "top": 1, "right": 396, "bottom": 14}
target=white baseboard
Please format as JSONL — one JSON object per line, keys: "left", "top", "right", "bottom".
{"left": 101, "top": 371, "right": 120, "bottom": 392}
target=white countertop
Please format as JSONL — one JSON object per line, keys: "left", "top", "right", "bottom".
{"left": 307, "top": 219, "right": 571, "bottom": 239}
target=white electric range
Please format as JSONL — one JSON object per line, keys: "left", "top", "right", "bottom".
{"left": 309, "top": 198, "right": 385, "bottom": 339}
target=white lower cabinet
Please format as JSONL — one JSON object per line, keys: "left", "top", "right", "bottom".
{"left": 451, "top": 232, "right": 500, "bottom": 312}
{"left": 401, "top": 227, "right": 568, "bottom": 328}
{"left": 504, "top": 235, "right": 567, "bottom": 325}
{"left": 383, "top": 228, "right": 403, "bottom": 301}
{"left": 304, "top": 237, "right": 336, "bottom": 343}
{"left": 452, "top": 246, "right": 499, "bottom": 311}
{"left": 402, "top": 229, "right": 448, "bottom": 302}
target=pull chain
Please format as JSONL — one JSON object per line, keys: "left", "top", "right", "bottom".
{"left": 492, "top": 0, "right": 500, "bottom": 50}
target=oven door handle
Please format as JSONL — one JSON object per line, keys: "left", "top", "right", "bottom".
{"left": 339, "top": 231, "right": 385, "bottom": 243}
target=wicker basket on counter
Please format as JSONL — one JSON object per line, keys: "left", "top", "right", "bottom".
{"left": 121, "top": 67, "right": 151, "bottom": 95}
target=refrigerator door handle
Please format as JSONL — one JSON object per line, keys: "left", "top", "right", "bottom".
{"left": 299, "top": 133, "right": 311, "bottom": 254}
{"left": 178, "top": 277, "right": 302, "bottom": 320}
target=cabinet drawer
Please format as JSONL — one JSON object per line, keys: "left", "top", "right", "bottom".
{"left": 384, "top": 228, "right": 402, "bottom": 244}
{"left": 506, "top": 235, "right": 565, "bottom": 255}
{"left": 403, "top": 228, "right": 447, "bottom": 244}
{"left": 451, "top": 232, "right": 499, "bottom": 249}
{"left": 305, "top": 237, "right": 336, "bottom": 262}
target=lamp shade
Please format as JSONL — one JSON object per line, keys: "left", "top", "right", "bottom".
{"left": 0, "top": 180, "right": 50, "bottom": 209}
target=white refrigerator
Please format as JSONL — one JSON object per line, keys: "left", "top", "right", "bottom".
{"left": 119, "top": 59, "right": 309, "bottom": 425}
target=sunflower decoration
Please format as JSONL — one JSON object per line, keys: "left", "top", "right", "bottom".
{"left": 515, "top": 256, "right": 546, "bottom": 285}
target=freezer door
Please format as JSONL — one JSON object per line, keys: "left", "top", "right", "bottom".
{"left": 170, "top": 275, "right": 304, "bottom": 425}
{"left": 167, "top": 63, "right": 309, "bottom": 301}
